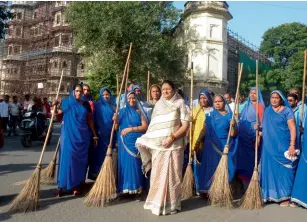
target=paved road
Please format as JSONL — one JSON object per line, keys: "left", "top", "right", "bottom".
{"left": 1, "top": 123, "right": 307, "bottom": 222}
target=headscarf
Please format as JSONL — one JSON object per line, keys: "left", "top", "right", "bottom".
{"left": 270, "top": 90, "right": 290, "bottom": 108}
{"left": 191, "top": 89, "right": 213, "bottom": 151}
{"left": 132, "top": 84, "right": 144, "bottom": 102}
{"left": 240, "top": 87, "right": 264, "bottom": 122}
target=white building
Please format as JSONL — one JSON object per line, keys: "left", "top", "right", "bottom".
{"left": 175, "top": 1, "right": 232, "bottom": 96}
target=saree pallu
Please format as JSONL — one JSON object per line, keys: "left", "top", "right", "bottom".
{"left": 88, "top": 91, "right": 116, "bottom": 179}
{"left": 291, "top": 111, "right": 307, "bottom": 207}
{"left": 57, "top": 95, "right": 91, "bottom": 190}
{"left": 117, "top": 107, "right": 145, "bottom": 194}
{"left": 197, "top": 110, "right": 237, "bottom": 193}
{"left": 260, "top": 106, "right": 296, "bottom": 202}
{"left": 136, "top": 93, "right": 189, "bottom": 215}
{"left": 236, "top": 103, "right": 264, "bottom": 181}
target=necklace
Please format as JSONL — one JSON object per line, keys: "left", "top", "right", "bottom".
{"left": 273, "top": 105, "right": 282, "bottom": 113}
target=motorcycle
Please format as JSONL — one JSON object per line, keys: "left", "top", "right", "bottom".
{"left": 19, "top": 110, "right": 52, "bottom": 148}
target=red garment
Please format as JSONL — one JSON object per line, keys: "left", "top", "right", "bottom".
{"left": 88, "top": 101, "right": 95, "bottom": 113}
{"left": 253, "top": 103, "right": 264, "bottom": 124}
{"left": 44, "top": 103, "right": 51, "bottom": 118}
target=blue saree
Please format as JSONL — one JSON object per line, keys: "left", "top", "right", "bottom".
{"left": 88, "top": 88, "right": 116, "bottom": 180}
{"left": 291, "top": 113, "right": 307, "bottom": 207}
{"left": 197, "top": 96, "right": 237, "bottom": 193}
{"left": 117, "top": 92, "right": 147, "bottom": 194}
{"left": 260, "top": 90, "right": 296, "bottom": 202}
{"left": 236, "top": 87, "right": 264, "bottom": 181}
{"left": 57, "top": 90, "right": 91, "bottom": 190}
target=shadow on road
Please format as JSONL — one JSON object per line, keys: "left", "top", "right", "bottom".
{"left": 0, "top": 163, "right": 50, "bottom": 176}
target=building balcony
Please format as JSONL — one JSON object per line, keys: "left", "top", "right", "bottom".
{"left": 3, "top": 54, "right": 23, "bottom": 61}
{"left": 52, "top": 5, "right": 66, "bottom": 13}
{"left": 51, "top": 25, "right": 70, "bottom": 32}
{"left": 52, "top": 45, "right": 76, "bottom": 53}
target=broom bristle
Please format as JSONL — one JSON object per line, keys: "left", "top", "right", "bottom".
{"left": 209, "top": 153, "right": 233, "bottom": 208}
{"left": 9, "top": 167, "right": 41, "bottom": 213}
{"left": 240, "top": 169, "right": 263, "bottom": 210}
{"left": 181, "top": 164, "right": 195, "bottom": 200}
{"left": 84, "top": 156, "right": 117, "bottom": 207}
{"left": 40, "top": 160, "right": 57, "bottom": 185}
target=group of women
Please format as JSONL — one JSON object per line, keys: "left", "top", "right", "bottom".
{"left": 52, "top": 80, "right": 307, "bottom": 216}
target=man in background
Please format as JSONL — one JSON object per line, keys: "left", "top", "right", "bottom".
{"left": 224, "top": 93, "right": 235, "bottom": 113}
{"left": 8, "top": 96, "right": 22, "bottom": 136}
{"left": 0, "top": 95, "right": 10, "bottom": 134}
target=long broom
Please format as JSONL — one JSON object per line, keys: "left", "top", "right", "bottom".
{"left": 209, "top": 63, "right": 243, "bottom": 208}
{"left": 181, "top": 62, "right": 195, "bottom": 200}
{"left": 147, "top": 71, "right": 150, "bottom": 102}
{"left": 84, "top": 43, "right": 133, "bottom": 207}
{"left": 240, "top": 60, "right": 263, "bottom": 209}
{"left": 40, "top": 137, "right": 61, "bottom": 185}
{"left": 9, "top": 70, "right": 64, "bottom": 213}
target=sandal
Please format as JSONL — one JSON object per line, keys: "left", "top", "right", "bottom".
{"left": 280, "top": 201, "right": 290, "bottom": 207}
{"left": 290, "top": 203, "right": 298, "bottom": 208}
{"left": 55, "top": 189, "right": 63, "bottom": 197}
{"left": 72, "top": 189, "right": 81, "bottom": 196}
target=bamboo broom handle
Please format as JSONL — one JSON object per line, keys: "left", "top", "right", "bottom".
{"left": 123, "top": 55, "right": 131, "bottom": 106}
{"left": 255, "top": 60, "right": 259, "bottom": 168}
{"left": 301, "top": 50, "right": 307, "bottom": 126}
{"left": 225, "top": 63, "right": 243, "bottom": 146}
{"left": 37, "top": 70, "right": 64, "bottom": 166}
{"left": 147, "top": 71, "right": 150, "bottom": 102}
{"left": 107, "top": 43, "right": 133, "bottom": 154}
{"left": 52, "top": 137, "right": 61, "bottom": 160}
{"left": 116, "top": 74, "right": 119, "bottom": 96}
{"left": 189, "top": 62, "right": 194, "bottom": 163}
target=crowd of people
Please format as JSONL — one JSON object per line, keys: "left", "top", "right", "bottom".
{"left": 3, "top": 81, "right": 307, "bottom": 216}
{"left": 0, "top": 95, "right": 51, "bottom": 148}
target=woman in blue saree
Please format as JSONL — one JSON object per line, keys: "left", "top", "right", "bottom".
{"left": 53, "top": 84, "right": 98, "bottom": 196}
{"left": 236, "top": 87, "right": 265, "bottom": 189}
{"left": 114, "top": 91, "right": 148, "bottom": 197}
{"left": 261, "top": 90, "right": 297, "bottom": 207}
{"left": 88, "top": 88, "right": 116, "bottom": 180}
{"left": 196, "top": 95, "right": 237, "bottom": 195}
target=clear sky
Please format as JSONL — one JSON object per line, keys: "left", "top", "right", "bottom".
{"left": 173, "top": 1, "right": 307, "bottom": 48}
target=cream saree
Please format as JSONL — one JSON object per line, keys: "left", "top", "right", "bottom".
{"left": 136, "top": 93, "right": 189, "bottom": 215}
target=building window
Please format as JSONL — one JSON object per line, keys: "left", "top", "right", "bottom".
{"left": 8, "top": 46, "right": 12, "bottom": 55}
{"left": 13, "top": 45, "right": 21, "bottom": 54}
{"left": 80, "top": 63, "right": 84, "bottom": 70}
{"left": 15, "top": 27, "right": 22, "bottom": 37}
{"left": 61, "top": 35, "right": 70, "bottom": 46}
{"left": 16, "top": 12, "right": 22, "bottom": 20}
{"left": 8, "top": 28, "right": 12, "bottom": 36}
{"left": 56, "top": 14, "right": 61, "bottom": 24}
{"left": 54, "top": 61, "right": 58, "bottom": 68}
{"left": 62, "top": 61, "right": 67, "bottom": 68}
{"left": 33, "top": 11, "right": 37, "bottom": 19}
{"left": 54, "top": 35, "right": 60, "bottom": 47}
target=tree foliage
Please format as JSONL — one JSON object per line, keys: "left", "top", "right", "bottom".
{"left": 66, "top": 2, "right": 185, "bottom": 97}
{"left": 259, "top": 23, "right": 307, "bottom": 94}
{"left": 0, "top": 5, "right": 12, "bottom": 39}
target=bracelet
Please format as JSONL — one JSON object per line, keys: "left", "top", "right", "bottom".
{"left": 169, "top": 133, "right": 176, "bottom": 142}
{"left": 93, "top": 137, "right": 99, "bottom": 140}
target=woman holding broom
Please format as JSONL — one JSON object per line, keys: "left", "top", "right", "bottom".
{"left": 136, "top": 80, "right": 190, "bottom": 215}
{"left": 260, "top": 90, "right": 297, "bottom": 207}
{"left": 185, "top": 89, "right": 213, "bottom": 193}
{"left": 113, "top": 91, "right": 148, "bottom": 197}
{"left": 195, "top": 95, "right": 237, "bottom": 195}
{"left": 53, "top": 84, "right": 98, "bottom": 196}
{"left": 88, "top": 88, "right": 116, "bottom": 180}
{"left": 236, "top": 87, "right": 265, "bottom": 190}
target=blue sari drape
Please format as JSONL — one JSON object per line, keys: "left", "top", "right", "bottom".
{"left": 236, "top": 87, "right": 264, "bottom": 181}
{"left": 88, "top": 88, "right": 116, "bottom": 179}
{"left": 291, "top": 112, "right": 307, "bottom": 207}
{"left": 117, "top": 92, "right": 146, "bottom": 194}
{"left": 261, "top": 90, "right": 296, "bottom": 202}
{"left": 57, "top": 91, "right": 91, "bottom": 190}
{"left": 197, "top": 99, "right": 237, "bottom": 193}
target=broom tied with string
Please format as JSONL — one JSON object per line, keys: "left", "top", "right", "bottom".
{"left": 84, "top": 43, "right": 133, "bottom": 207}
{"left": 209, "top": 63, "right": 243, "bottom": 208}
{"left": 240, "top": 60, "right": 263, "bottom": 209}
{"left": 40, "top": 137, "right": 61, "bottom": 185}
{"left": 9, "top": 70, "right": 64, "bottom": 213}
{"left": 181, "top": 62, "right": 195, "bottom": 200}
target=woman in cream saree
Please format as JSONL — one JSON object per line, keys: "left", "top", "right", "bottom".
{"left": 136, "top": 80, "right": 189, "bottom": 216}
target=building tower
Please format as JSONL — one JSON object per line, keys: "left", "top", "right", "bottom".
{"left": 175, "top": 1, "right": 232, "bottom": 96}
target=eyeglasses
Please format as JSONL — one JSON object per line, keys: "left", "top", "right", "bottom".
{"left": 287, "top": 99, "right": 294, "bottom": 102}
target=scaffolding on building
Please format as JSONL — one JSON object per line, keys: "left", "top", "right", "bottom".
{"left": 0, "top": 1, "right": 85, "bottom": 102}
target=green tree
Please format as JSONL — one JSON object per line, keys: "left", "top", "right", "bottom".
{"left": 66, "top": 2, "right": 185, "bottom": 97}
{"left": 0, "top": 5, "right": 12, "bottom": 39}
{"left": 260, "top": 22, "right": 307, "bottom": 69}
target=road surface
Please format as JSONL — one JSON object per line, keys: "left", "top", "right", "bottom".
{"left": 0, "top": 123, "right": 307, "bottom": 222}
